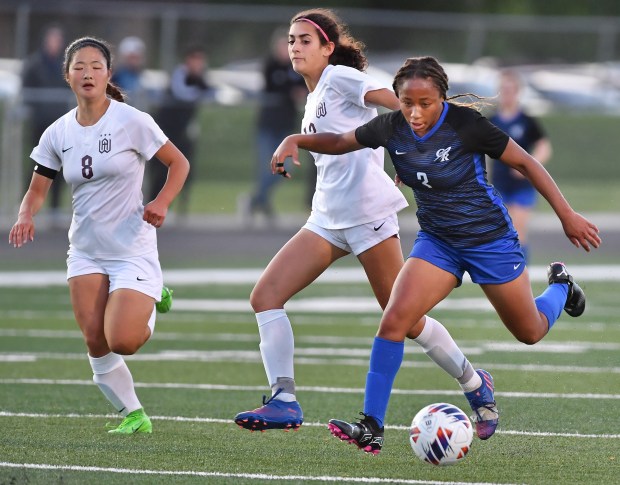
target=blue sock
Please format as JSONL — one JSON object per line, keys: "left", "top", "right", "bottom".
{"left": 363, "top": 336, "right": 404, "bottom": 428}
{"left": 535, "top": 283, "right": 568, "bottom": 331}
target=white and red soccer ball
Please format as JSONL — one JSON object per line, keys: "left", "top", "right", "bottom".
{"left": 409, "top": 402, "right": 473, "bottom": 466}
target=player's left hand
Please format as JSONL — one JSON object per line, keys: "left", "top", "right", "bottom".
{"left": 561, "top": 211, "right": 601, "bottom": 252}
{"left": 143, "top": 200, "right": 168, "bottom": 228}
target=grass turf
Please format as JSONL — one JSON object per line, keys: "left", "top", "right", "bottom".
{"left": 0, "top": 277, "right": 619, "bottom": 484}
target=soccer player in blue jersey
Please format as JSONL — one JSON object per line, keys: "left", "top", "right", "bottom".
{"left": 271, "top": 56, "right": 601, "bottom": 454}
{"left": 234, "top": 11, "right": 488, "bottom": 439}
{"left": 490, "top": 69, "right": 553, "bottom": 263}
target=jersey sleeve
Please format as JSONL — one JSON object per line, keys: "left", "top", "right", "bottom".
{"left": 30, "top": 122, "right": 62, "bottom": 174}
{"left": 457, "top": 108, "right": 510, "bottom": 159}
{"left": 354, "top": 112, "right": 395, "bottom": 149}
{"left": 125, "top": 110, "right": 168, "bottom": 160}
{"left": 327, "top": 65, "right": 388, "bottom": 109}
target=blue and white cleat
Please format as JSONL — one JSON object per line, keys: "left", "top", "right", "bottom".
{"left": 464, "top": 369, "right": 498, "bottom": 440}
{"left": 234, "top": 388, "right": 303, "bottom": 432}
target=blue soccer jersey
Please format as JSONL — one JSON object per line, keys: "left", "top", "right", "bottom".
{"left": 490, "top": 110, "right": 545, "bottom": 197}
{"left": 355, "top": 102, "right": 516, "bottom": 248}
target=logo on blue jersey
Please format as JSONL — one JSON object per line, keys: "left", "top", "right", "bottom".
{"left": 434, "top": 147, "right": 451, "bottom": 162}
{"left": 99, "top": 133, "right": 111, "bottom": 154}
{"left": 316, "top": 101, "right": 327, "bottom": 118}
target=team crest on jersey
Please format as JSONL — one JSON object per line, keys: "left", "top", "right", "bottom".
{"left": 99, "top": 133, "right": 112, "bottom": 154}
{"left": 316, "top": 100, "right": 327, "bottom": 118}
{"left": 434, "top": 146, "right": 451, "bottom": 162}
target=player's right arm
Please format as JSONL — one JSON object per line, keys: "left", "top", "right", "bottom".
{"left": 9, "top": 172, "right": 52, "bottom": 248}
{"left": 271, "top": 131, "right": 363, "bottom": 177}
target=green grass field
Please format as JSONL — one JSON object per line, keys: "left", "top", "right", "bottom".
{"left": 0, "top": 271, "right": 618, "bottom": 484}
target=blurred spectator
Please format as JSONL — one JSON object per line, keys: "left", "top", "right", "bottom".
{"left": 21, "top": 24, "right": 72, "bottom": 224}
{"left": 490, "top": 69, "right": 553, "bottom": 263}
{"left": 242, "top": 28, "right": 306, "bottom": 225}
{"left": 148, "top": 44, "right": 213, "bottom": 219}
{"left": 112, "top": 36, "right": 150, "bottom": 109}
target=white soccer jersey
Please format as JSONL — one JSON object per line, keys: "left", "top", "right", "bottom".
{"left": 302, "top": 64, "right": 408, "bottom": 229}
{"left": 31, "top": 99, "right": 168, "bottom": 258}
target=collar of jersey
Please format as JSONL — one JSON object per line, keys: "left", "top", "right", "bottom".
{"left": 410, "top": 101, "right": 449, "bottom": 142}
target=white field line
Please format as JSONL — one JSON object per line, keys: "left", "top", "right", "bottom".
{"left": 1, "top": 265, "right": 619, "bottom": 287}
{"left": 0, "top": 462, "right": 518, "bottom": 485}
{"left": 2, "top": 328, "right": 620, "bottom": 354}
{"left": 2, "top": 328, "right": 620, "bottom": 351}
{"left": 1, "top": 411, "right": 618, "bottom": 440}
{"left": 2, "top": 352, "right": 620, "bottom": 375}
{"left": 1, "top": 378, "right": 619, "bottom": 401}
{"left": 2, "top": 296, "right": 617, "bottom": 314}
{"left": 2, "top": 351, "right": 620, "bottom": 375}
{"left": 171, "top": 297, "right": 493, "bottom": 313}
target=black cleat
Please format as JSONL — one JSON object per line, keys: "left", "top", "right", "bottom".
{"left": 547, "top": 262, "right": 586, "bottom": 317}
{"left": 328, "top": 413, "right": 384, "bottom": 455}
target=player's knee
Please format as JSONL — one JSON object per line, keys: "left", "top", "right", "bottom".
{"left": 250, "top": 283, "right": 280, "bottom": 312}
{"left": 513, "top": 328, "right": 544, "bottom": 345}
{"left": 82, "top": 329, "right": 107, "bottom": 355}
{"left": 108, "top": 338, "right": 142, "bottom": 356}
{"left": 376, "top": 310, "right": 408, "bottom": 341}
{"left": 249, "top": 287, "right": 262, "bottom": 312}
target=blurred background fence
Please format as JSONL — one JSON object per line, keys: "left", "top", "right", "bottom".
{"left": 1, "top": 1, "right": 619, "bottom": 227}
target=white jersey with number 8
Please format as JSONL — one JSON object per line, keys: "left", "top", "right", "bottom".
{"left": 31, "top": 99, "right": 168, "bottom": 258}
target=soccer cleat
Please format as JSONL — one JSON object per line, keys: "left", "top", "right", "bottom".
{"left": 547, "top": 262, "right": 586, "bottom": 317}
{"left": 107, "top": 408, "right": 152, "bottom": 434}
{"left": 234, "top": 388, "right": 303, "bottom": 432}
{"left": 464, "top": 369, "right": 498, "bottom": 440}
{"left": 155, "top": 286, "right": 173, "bottom": 313}
{"left": 328, "top": 413, "right": 384, "bottom": 455}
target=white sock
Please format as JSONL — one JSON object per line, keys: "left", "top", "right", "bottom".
{"left": 414, "top": 316, "right": 478, "bottom": 390}
{"left": 88, "top": 352, "right": 142, "bottom": 416}
{"left": 256, "top": 309, "right": 296, "bottom": 402}
{"left": 460, "top": 371, "right": 483, "bottom": 393}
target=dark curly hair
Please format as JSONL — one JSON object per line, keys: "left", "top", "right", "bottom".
{"left": 291, "top": 8, "right": 367, "bottom": 72}
{"left": 392, "top": 56, "right": 484, "bottom": 107}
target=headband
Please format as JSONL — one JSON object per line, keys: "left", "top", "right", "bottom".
{"left": 295, "top": 17, "right": 331, "bottom": 43}
{"left": 67, "top": 38, "right": 111, "bottom": 67}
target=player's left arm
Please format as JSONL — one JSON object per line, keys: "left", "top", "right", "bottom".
{"left": 364, "top": 88, "right": 400, "bottom": 111}
{"left": 499, "top": 139, "right": 600, "bottom": 251}
{"left": 143, "top": 140, "right": 190, "bottom": 228}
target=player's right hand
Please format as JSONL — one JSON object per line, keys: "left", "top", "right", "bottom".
{"left": 271, "top": 135, "right": 302, "bottom": 178}
{"left": 9, "top": 217, "right": 35, "bottom": 248}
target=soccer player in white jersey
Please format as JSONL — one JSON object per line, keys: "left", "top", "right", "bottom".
{"left": 234, "top": 9, "right": 492, "bottom": 437}
{"left": 9, "top": 37, "right": 189, "bottom": 434}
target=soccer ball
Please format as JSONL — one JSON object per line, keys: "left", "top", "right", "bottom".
{"left": 409, "top": 402, "right": 473, "bottom": 466}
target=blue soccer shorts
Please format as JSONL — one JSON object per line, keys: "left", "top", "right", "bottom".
{"left": 408, "top": 230, "right": 526, "bottom": 287}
